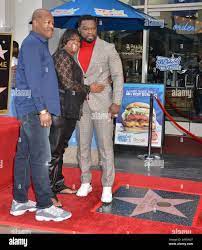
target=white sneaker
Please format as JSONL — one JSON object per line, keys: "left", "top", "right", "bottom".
{"left": 76, "top": 183, "right": 92, "bottom": 197}
{"left": 35, "top": 205, "right": 72, "bottom": 222}
{"left": 101, "top": 187, "right": 112, "bottom": 203}
{"left": 10, "top": 200, "right": 37, "bottom": 216}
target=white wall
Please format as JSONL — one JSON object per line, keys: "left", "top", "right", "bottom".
{"left": 42, "top": 0, "right": 64, "bottom": 9}
{"left": 5, "top": 0, "right": 14, "bottom": 33}
{"left": 42, "top": 0, "right": 65, "bottom": 54}
{"left": 13, "top": 0, "right": 43, "bottom": 45}
{"left": 9, "top": 0, "right": 65, "bottom": 53}
{"left": 0, "top": 0, "right": 6, "bottom": 30}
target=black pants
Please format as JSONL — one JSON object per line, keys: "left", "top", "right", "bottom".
{"left": 49, "top": 116, "right": 77, "bottom": 194}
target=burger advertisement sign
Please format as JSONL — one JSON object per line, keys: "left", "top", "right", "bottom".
{"left": 122, "top": 102, "right": 156, "bottom": 133}
{"left": 115, "top": 83, "right": 165, "bottom": 147}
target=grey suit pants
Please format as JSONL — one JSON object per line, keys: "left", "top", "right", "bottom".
{"left": 77, "top": 104, "right": 115, "bottom": 187}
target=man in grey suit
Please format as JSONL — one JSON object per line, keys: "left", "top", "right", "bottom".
{"left": 76, "top": 15, "right": 124, "bottom": 203}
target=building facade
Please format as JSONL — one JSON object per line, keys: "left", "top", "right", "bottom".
{"left": 1, "top": 0, "right": 202, "bottom": 136}
{"left": 118, "top": 1, "right": 202, "bottom": 136}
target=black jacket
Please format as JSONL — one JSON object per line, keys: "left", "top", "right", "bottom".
{"left": 53, "top": 49, "right": 89, "bottom": 119}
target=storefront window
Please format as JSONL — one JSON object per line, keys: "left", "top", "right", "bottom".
{"left": 119, "top": 0, "right": 145, "bottom": 6}
{"left": 148, "top": 0, "right": 202, "bottom": 5}
{"left": 148, "top": 9, "right": 202, "bottom": 119}
{"left": 120, "top": 0, "right": 202, "bottom": 5}
{"left": 101, "top": 30, "right": 143, "bottom": 83}
{"left": 148, "top": 10, "right": 202, "bottom": 84}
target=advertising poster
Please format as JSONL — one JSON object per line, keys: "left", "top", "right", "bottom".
{"left": 115, "top": 83, "right": 165, "bottom": 147}
{"left": 0, "top": 33, "right": 12, "bottom": 114}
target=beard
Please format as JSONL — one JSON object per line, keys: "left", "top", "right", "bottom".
{"left": 82, "top": 36, "right": 96, "bottom": 43}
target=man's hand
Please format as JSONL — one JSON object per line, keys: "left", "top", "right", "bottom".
{"left": 108, "top": 103, "right": 120, "bottom": 118}
{"left": 39, "top": 111, "right": 52, "bottom": 127}
{"left": 11, "top": 65, "right": 17, "bottom": 70}
{"left": 90, "top": 83, "right": 105, "bottom": 93}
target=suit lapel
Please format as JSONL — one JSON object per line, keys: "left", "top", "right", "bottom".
{"left": 75, "top": 52, "right": 84, "bottom": 75}
{"left": 76, "top": 37, "right": 102, "bottom": 75}
{"left": 86, "top": 37, "right": 102, "bottom": 75}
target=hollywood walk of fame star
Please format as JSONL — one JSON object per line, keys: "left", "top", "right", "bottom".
{"left": 0, "top": 44, "right": 8, "bottom": 60}
{"left": 114, "top": 189, "right": 193, "bottom": 218}
{"left": 0, "top": 87, "right": 7, "bottom": 94}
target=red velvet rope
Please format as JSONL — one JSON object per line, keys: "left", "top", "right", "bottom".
{"left": 165, "top": 96, "right": 202, "bottom": 121}
{"left": 154, "top": 96, "right": 202, "bottom": 144}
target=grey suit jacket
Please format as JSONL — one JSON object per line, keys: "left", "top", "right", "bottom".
{"left": 76, "top": 37, "right": 124, "bottom": 113}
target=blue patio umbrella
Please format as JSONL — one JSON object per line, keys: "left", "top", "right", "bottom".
{"left": 51, "top": 0, "right": 157, "bottom": 31}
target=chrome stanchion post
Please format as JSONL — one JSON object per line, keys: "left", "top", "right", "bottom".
{"left": 147, "top": 93, "right": 154, "bottom": 160}
{"left": 137, "top": 94, "right": 162, "bottom": 171}
{"left": 144, "top": 94, "right": 154, "bottom": 171}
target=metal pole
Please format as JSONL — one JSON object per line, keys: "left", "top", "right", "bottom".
{"left": 141, "top": 0, "right": 149, "bottom": 83}
{"left": 147, "top": 93, "right": 154, "bottom": 159}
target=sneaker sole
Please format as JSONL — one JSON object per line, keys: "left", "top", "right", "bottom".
{"left": 101, "top": 199, "right": 113, "bottom": 203}
{"left": 10, "top": 208, "right": 37, "bottom": 216}
{"left": 35, "top": 213, "right": 72, "bottom": 222}
{"left": 76, "top": 186, "right": 92, "bottom": 197}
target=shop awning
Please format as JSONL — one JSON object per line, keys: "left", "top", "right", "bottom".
{"left": 50, "top": 0, "right": 159, "bottom": 31}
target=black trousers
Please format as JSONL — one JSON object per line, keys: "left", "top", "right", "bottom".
{"left": 49, "top": 116, "right": 77, "bottom": 194}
